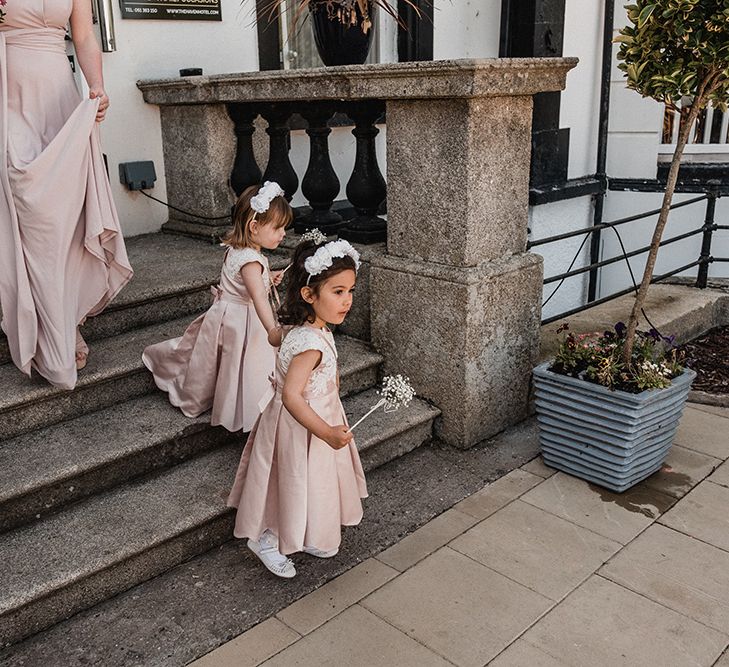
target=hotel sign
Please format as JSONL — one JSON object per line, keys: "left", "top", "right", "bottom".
{"left": 119, "top": 0, "right": 222, "bottom": 20}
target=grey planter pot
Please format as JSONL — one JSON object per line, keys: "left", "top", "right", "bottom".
{"left": 533, "top": 362, "right": 696, "bottom": 493}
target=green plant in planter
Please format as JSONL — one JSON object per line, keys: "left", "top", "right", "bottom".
{"left": 615, "top": 0, "right": 729, "bottom": 364}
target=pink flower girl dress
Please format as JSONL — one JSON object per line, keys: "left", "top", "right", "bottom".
{"left": 227, "top": 324, "right": 368, "bottom": 556}
{"left": 142, "top": 247, "right": 275, "bottom": 432}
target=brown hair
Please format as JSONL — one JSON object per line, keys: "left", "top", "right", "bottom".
{"left": 278, "top": 240, "right": 357, "bottom": 326}
{"left": 222, "top": 184, "right": 293, "bottom": 249}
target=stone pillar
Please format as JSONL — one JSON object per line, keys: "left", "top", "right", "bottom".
{"left": 158, "top": 104, "right": 235, "bottom": 227}
{"left": 372, "top": 90, "right": 552, "bottom": 448}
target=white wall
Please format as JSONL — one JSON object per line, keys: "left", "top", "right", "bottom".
{"left": 88, "top": 0, "right": 260, "bottom": 236}
{"left": 433, "top": 0, "right": 500, "bottom": 60}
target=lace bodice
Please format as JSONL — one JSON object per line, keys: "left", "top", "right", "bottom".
{"left": 222, "top": 247, "right": 270, "bottom": 290}
{"left": 279, "top": 326, "right": 338, "bottom": 397}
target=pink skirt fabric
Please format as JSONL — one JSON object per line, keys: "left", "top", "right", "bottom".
{"left": 0, "top": 25, "right": 133, "bottom": 389}
{"left": 142, "top": 291, "right": 275, "bottom": 433}
{"left": 227, "top": 388, "right": 368, "bottom": 555}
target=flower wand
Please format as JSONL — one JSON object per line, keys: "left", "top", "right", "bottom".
{"left": 348, "top": 375, "right": 415, "bottom": 432}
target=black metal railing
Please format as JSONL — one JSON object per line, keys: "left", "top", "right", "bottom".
{"left": 530, "top": 184, "right": 728, "bottom": 325}
{"left": 226, "top": 100, "right": 387, "bottom": 243}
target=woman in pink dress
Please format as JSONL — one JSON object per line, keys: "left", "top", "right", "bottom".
{"left": 227, "top": 237, "right": 368, "bottom": 579}
{"left": 142, "top": 183, "right": 291, "bottom": 433}
{"left": 0, "top": 0, "right": 133, "bottom": 389}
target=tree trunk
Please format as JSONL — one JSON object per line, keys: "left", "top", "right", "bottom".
{"left": 621, "top": 90, "right": 708, "bottom": 366}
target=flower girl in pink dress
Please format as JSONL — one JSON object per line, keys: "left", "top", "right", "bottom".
{"left": 142, "top": 182, "right": 291, "bottom": 432}
{"left": 227, "top": 236, "right": 368, "bottom": 578}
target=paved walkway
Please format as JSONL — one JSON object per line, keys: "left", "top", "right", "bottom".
{"left": 192, "top": 402, "right": 729, "bottom": 667}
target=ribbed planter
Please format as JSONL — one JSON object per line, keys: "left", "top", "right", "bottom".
{"left": 533, "top": 362, "right": 696, "bottom": 493}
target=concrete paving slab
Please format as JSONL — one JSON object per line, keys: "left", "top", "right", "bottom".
{"left": 709, "top": 459, "right": 729, "bottom": 488}
{"left": 454, "top": 469, "right": 543, "bottom": 520}
{"left": 688, "top": 401, "right": 729, "bottom": 416}
{"left": 521, "top": 456, "right": 557, "bottom": 479}
{"left": 520, "top": 472, "right": 674, "bottom": 544}
{"left": 522, "top": 576, "right": 727, "bottom": 667}
{"left": 262, "top": 605, "right": 451, "bottom": 667}
{"left": 716, "top": 649, "right": 729, "bottom": 666}
{"left": 659, "top": 481, "right": 729, "bottom": 551}
{"left": 600, "top": 524, "right": 729, "bottom": 633}
{"left": 451, "top": 500, "right": 621, "bottom": 601}
{"left": 361, "top": 547, "right": 553, "bottom": 667}
{"left": 489, "top": 640, "right": 567, "bottom": 666}
{"left": 641, "top": 444, "right": 721, "bottom": 499}
{"left": 375, "top": 508, "right": 478, "bottom": 571}
{"left": 275, "top": 559, "right": 397, "bottom": 635}
{"left": 190, "top": 618, "right": 300, "bottom": 667}
{"left": 674, "top": 406, "right": 729, "bottom": 459}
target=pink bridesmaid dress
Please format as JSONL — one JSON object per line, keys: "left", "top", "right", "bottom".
{"left": 0, "top": 0, "right": 133, "bottom": 390}
{"left": 227, "top": 324, "right": 368, "bottom": 556}
{"left": 143, "top": 247, "right": 276, "bottom": 433}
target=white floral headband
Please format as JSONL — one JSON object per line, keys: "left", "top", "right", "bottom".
{"left": 304, "top": 239, "right": 361, "bottom": 285}
{"left": 250, "top": 181, "right": 285, "bottom": 217}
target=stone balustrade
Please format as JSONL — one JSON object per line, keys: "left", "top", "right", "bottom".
{"left": 138, "top": 58, "right": 577, "bottom": 447}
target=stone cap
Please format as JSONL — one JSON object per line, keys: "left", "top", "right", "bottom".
{"left": 138, "top": 58, "right": 578, "bottom": 106}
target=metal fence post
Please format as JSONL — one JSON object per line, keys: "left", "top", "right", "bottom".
{"left": 696, "top": 191, "right": 717, "bottom": 289}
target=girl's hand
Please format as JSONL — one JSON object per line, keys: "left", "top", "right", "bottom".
{"left": 325, "top": 425, "right": 353, "bottom": 450}
{"left": 270, "top": 270, "right": 284, "bottom": 287}
{"left": 89, "top": 87, "right": 110, "bottom": 122}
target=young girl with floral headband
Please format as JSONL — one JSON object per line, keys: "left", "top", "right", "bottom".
{"left": 142, "top": 182, "right": 291, "bottom": 432}
{"left": 227, "top": 235, "right": 367, "bottom": 578}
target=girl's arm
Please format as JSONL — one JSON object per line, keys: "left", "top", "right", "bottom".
{"left": 241, "top": 263, "right": 280, "bottom": 343}
{"left": 283, "top": 351, "right": 353, "bottom": 450}
{"left": 69, "top": 0, "right": 109, "bottom": 122}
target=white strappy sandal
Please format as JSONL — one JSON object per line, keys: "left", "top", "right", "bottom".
{"left": 247, "top": 532, "right": 296, "bottom": 579}
{"left": 303, "top": 546, "right": 339, "bottom": 558}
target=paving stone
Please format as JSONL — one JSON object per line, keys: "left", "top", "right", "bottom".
{"left": 489, "top": 640, "right": 568, "bottom": 666}
{"left": 641, "top": 444, "right": 721, "bottom": 499}
{"left": 361, "top": 547, "right": 553, "bottom": 667}
{"left": 451, "top": 500, "right": 621, "bottom": 601}
{"left": 276, "top": 559, "right": 398, "bottom": 635}
{"left": 674, "top": 406, "right": 729, "bottom": 459}
{"left": 709, "top": 459, "right": 729, "bottom": 488}
{"left": 454, "top": 469, "right": 543, "bottom": 520}
{"left": 659, "top": 480, "right": 729, "bottom": 552}
{"left": 375, "top": 508, "right": 478, "bottom": 571}
{"left": 716, "top": 648, "right": 729, "bottom": 666}
{"left": 600, "top": 524, "right": 729, "bottom": 633}
{"left": 687, "top": 403, "right": 729, "bottom": 419}
{"left": 263, "top": 605, "right": 450, "bottom": 667}
{"left": 521, "top": 456, "right": 557, "bottom": 479}
{"left": 190, "top": 618, "right": 300, "bottom": 667}
{"left": 521, "top": 472, "right": 674, "bottom": 545}
{"left": 521, "top": 576, "right": 727, "bottom": 667}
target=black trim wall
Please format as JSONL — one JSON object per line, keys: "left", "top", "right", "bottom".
{"left": 256, "top": 0, "right": 282, "bottom": 70}
{"left": 500, "top": 0, "right": 569, "bottom": 188}
{"left": 397, "top": 0, "right": 433, "bottom": 62}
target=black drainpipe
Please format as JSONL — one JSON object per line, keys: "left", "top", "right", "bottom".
{"left": 587, "top": 0, "right": 615, "bottom": 301}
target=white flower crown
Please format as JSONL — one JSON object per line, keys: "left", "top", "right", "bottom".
{"left": 304, "top": 239, "right": 361, "bottom": 285}
{"left": 250, "top": 181, "right": 285, "bottom": 215}
{"left": 300, "top": 228, "right": 328, "bottom": 245}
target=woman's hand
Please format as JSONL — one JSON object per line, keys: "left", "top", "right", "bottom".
{"left": 324, "top": 425, "right": 353, "bottom": 450}
{"left": 89, "top": 87, "right": 110, "bottom": 122}
{"left": 267, "top": 325, "right": 283, "bottom": 347}
{"left": 270, "top": 270, "right": 284, "bottom": 287}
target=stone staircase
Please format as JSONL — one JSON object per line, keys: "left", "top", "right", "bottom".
{"left": 0, "top": 233, "right": 439, "bottom": 648}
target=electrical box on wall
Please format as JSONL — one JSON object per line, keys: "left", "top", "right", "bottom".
{"left": 119, "top": 161, "right": 156, "bottom": 190}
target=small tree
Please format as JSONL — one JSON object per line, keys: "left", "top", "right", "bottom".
{"left": 615, "top": 0, "right": 729, "bottom": 365}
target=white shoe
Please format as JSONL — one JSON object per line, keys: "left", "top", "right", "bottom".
{"left": 303, "top": 546, "right": 339, "bottom": 558}
{"left": 248, "top": 532, "right": 296, "bottom": 578}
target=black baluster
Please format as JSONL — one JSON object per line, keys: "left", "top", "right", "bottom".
{"left": 340, "top": 101, "right": 387, "bottom": 244}
{"left": 298, "top": 102, "right": 342, "bottom": 233}
{"left": 227, "top": 104, "right": 262, "bottom": 196}
{"left": 260, "top": 104, "right": 299, "bottom": 201}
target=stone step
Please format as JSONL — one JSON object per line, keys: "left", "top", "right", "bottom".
{"left": 0, "top": 234, "right": 226, "bottom": 367}
{"left": 0, "top": 393, "right": 437, "bottom": 647}
{"left": 0, "top": 316, "right": 381, "bottom": 441}
{"left": 0, "top": 394, "right": 234, "bottom": 533}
